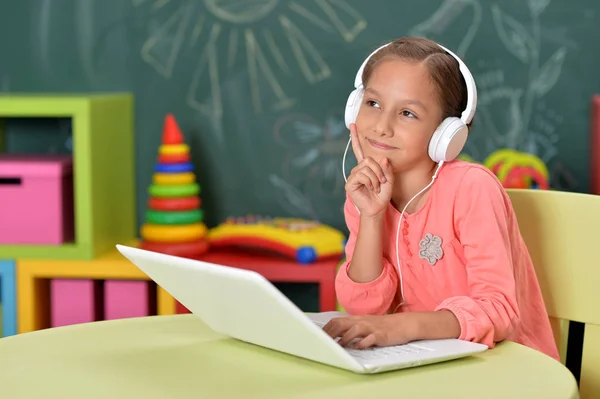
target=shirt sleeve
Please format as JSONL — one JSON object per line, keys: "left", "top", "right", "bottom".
{"left": 435, "top": 167, "right": 520, "bottom": 348}
{"left": 335, "top": 195, "right": 399, "bottom": 315}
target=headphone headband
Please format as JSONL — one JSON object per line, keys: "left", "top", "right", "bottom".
{"left": 352, "top": 41, "right": 477, "bottom": 124}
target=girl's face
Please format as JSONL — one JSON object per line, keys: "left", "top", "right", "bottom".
{"left": 354, "top": 58, "right": 445, "bottom": 172}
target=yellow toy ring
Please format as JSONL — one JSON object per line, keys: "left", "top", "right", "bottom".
{"left": 483, "top": 149, "right": 519, "bottom": 171}
{"left": 153, "top": 172, "right": 195, "bottom": 185}
{"left": 141, "top": 223, "right": 207, "bottom": 242}
{"left": 159, "top": 144, "right": 190, "bottom": 155}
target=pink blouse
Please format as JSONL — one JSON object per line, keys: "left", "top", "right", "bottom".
{"left": 335, "top": 160, "right": 559, "bottom": 361}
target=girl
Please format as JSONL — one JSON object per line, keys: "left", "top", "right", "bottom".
{"left": 322, "top": 37, "right": 559, "bottom": 361}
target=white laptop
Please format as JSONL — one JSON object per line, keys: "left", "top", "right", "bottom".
{"left": 116, "top": 244, "right": 487, "bottom": 374}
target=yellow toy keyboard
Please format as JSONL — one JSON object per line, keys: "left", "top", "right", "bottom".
{"left": 208, "top": 215, "right": 346, "bottom": 264}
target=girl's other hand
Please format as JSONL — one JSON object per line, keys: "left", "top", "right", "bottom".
{"left": 322, "top": 314, "right": 416, "bottom": 349}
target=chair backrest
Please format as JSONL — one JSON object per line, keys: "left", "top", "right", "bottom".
{"left": 507, "top": 188, "right": 600, "bottom": 398}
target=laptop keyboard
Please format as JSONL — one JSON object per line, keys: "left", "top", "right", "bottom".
{"left": 345, "top": 344, "right": 433, "bottom": 360}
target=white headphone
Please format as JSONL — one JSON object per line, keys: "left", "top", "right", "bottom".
{"left": 344, "top": 41, "right": 477, "bottom": 163}
{"left": 341, "top": 40, "right": 478, "bottom": 310}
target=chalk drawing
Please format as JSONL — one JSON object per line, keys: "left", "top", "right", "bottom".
{"left": 226, "top": 27, "right": 238, "bottom": 68}
{"left": 527, "top": 0, "right": 551, "bottom": 17}
{"left": 492, "top": 5, "right": 535, "bottom": 64}
{"left": 314, "top": 0, "right": 367, "bottom": 43}
{"left": 491, "top": 1, "right": 567, "bottom": 149}
{"left": 135, "top": 0, "right": 365, "bottom": 128}
{"left": 405, "top": 0, "right": 569, "bottom": 184}
{"left": 190, "top": 14, "right": 206, "bottom": 48}
{"left": 279, "top": 15, "right": 331, "bottom": 84}
{"left": 187, "top": 23, "right": 224, "bottom": 120}
{"left": 451, "top": 0, "right": 573, "bottom": 191}
{"left": 410, "top": 0, "right": 482, "bottom": 56}
{"left": 274, "top": 113, "right": 348, "bottom": 201}
{"left": 262, "top": 28, "right": 290, "bottom": 73}
{"left": 36, "top": 0, "right": 56, "bottom": 80}
{"left": 476, "top": 69, "right": 504, "bottom": 90}
{"left": 76, "top": 0, "right": 99, "bottom": 85}
{"left": 204, "top": 0, "right": 279, "bottom": 24}
{"left": 477, "top": 87, "right": 525, "bottom": 147}
{"left": 288, "top": 2, "right": 334, "bottom": 33}
{"left": 140, "top": 1, "right": 193, "bottom": 78}
{"left": 245, "top": 29, "right": 296, "bottom": 113}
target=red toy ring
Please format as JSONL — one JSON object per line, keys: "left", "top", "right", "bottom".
{"left": 148, "top": 196, "right": 201, "bottom": 211}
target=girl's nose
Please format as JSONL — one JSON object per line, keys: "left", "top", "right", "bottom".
{"left": 373, "top": 113, "right": 394, "bottom": 137}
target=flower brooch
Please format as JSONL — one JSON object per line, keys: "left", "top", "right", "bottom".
{"left": 419, "top": 233, "right": 443, "bottom": 265}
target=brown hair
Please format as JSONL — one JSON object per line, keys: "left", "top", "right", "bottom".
{"left": 362, "top": 37, "right": 472, "bottom": 128}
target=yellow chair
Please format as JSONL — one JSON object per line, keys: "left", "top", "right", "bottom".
{"left": 507, "top": 189, "right": 600, "bottom": 399}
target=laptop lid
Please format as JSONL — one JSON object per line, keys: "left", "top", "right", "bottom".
{"left": 116, "top": 245, "right": 362, "bottom": 372}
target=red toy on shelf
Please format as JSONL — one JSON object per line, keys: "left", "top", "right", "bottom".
{"left": 140, "top": 114, "right": 209, "bottom": 257}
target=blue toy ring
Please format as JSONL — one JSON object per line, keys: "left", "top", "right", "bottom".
{"left": 155, "top": 162, "right": 194, "bottom": 173}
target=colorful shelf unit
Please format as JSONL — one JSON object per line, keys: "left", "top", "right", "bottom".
{"left": 16, "top": 245, "right": 176, "bottom": 334}
{"left": 0, "top": 260, "right": 16, "bottom": 337}
{"left": 0, "top": 94, "right": 136, "bottom": 260}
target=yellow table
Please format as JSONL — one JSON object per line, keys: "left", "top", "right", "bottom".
{"left": 0, "top": 315, "right": 579, "bottom": 398}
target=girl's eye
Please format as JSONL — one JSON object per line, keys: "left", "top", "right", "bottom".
{"left": 366, "top": 100, "right": 380, "bottom": 108}
{"left": 401, "top": 110, "right": 416, "bottom": 118}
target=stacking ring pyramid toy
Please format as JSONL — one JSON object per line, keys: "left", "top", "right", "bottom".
{"left": 140, "top": 113, "right": 210, "bottom": 257}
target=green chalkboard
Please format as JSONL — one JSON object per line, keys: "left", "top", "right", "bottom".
{"left": 2, "top": 0, "right": 599, "bottom": 233}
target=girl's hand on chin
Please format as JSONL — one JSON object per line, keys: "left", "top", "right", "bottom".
{"left": 345, "top": 123, "right": 394, "bottom": 218}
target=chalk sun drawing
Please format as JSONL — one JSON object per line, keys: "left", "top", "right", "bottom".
{"left": 134, "top": 0, "right": 367, "bottom": 124}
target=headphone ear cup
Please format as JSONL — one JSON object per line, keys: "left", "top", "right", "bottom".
{"left": 428, "top": 117, "right": 469, "bottom": 163}
{"left": 344, "top": 88, "right": 363, "bottom": 129}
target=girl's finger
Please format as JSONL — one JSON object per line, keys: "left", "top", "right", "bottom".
{"left": 350, "top": 123, "right": 365, "bottom": 163}
{"left": 353, "top": 333, "right": 377, "bottom": 349}
{"left": 355, "top": 166, "right": 380, "bottom": 193}
{"left": 380, "top": 157, "right": 394, "bottom": 182}
{"left": 323, "top": 318, "right": 349, "bottom": 340}
{"left": 362, "top": 157, "right": 387, "bottom": 183}
{"left": 338, "top": 324, "right": 364, "bottom": 347}
{"left": 350, "top": 172, "right": 375, "bottom": 192}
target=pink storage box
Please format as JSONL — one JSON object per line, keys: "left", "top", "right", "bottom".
{"left": 0, "top": 154, "right": 74, "bottom": 245}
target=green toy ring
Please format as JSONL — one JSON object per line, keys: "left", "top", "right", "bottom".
{"left": 145, "top": 209, "right": 204, "bottom": 225}
{"left": 148, "top": 183, "right": 200, "bottom": 197}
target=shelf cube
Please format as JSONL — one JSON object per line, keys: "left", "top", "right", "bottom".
{"left": 0, "top": 155, "right": 74, "bottom": 245}
{"left": 0, "top": 94, "right": 136, "bottom": 259}
{"left": 104, "top": 280, "right": 156, "bottom": 320}
{"left": 50, "top": 279, "right": 103, "bottom": 327}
